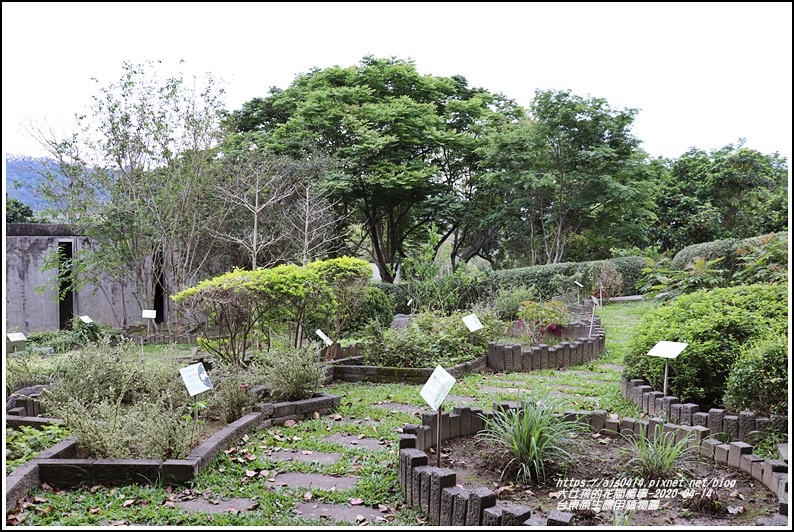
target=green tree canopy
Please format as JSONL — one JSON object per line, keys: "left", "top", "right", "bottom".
{"left": 652, "top": 142, "right": 788, "bottom": 252}
{"left": 227, "top": 56, "right": 521, "bottom": 281}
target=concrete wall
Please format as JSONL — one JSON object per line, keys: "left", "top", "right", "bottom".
{"left": 5, "top": 223, "right": 142, "bottom": 333}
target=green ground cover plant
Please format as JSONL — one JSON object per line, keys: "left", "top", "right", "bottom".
{"left": 5, "top": 424, "right": 70, "bottom": 474}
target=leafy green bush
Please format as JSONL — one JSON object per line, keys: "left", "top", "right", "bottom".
{"left": 206, "top": 361, "right": 268, "bottom": 423}
{"left": 361, "top": 309, "right": 503, "bottom": 368}
{"left": 6, "top": 351, "right": 63, "bottom": 394}
{"left": 488, "top": 284, "right": 539, "bottom": 321}
{"left": 477, "top": 392, "right": 588, "bottom": 483}
{"left": 723, "top": 332, "right": 788, "bottom": 415}
{"left": 639, "top": 256, "right": 729, "bottom": 302}
{"left": 345, "top": 285, "right": 395, "bottom": 334}
{"left": 173, "top": 263, "right": 335, "bottom": 364}
{"left": 671, "top": 238, "right": 739, "bottom": 271}
{"left": 622, "top": 283, "right": 788, "bottom": 406}
{"left": 5, "top": 424, "right": 70, "bottom": 474}
{"left": 257, "top": 345, "right": 326, "bottom": 402}
{"left": 516, "top": 300, "right": 567, "bottom": 344}
{"left": 732, "top": 232, "right": 788, "bottom": 285}
{"left": 25, "top": 320, "right": 125, "bottom": 353}
{"left": 622, "top": 424, "right": 700, "bottom": 480}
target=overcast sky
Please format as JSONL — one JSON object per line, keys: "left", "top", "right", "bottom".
{"left": 2, "top": 2, "right": 792, "bottom": 163}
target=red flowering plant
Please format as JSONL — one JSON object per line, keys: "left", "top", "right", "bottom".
{"left": 517, "top": 301, "right": 567, "bottom": 345}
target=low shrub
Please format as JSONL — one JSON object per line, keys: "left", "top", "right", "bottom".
{"left": 25, "top": 320, "right": 125, "bottom": 353}
{"left": 361, "top": 309, "right": 503, "bottom": 368}
{"left": 723, "top": 332, "right": 788, "bottom": 416}
{"left": 516, "top": 300, "right": 567, "bottom": 344}
{"left": 477, "top": 392, "right": 589, "bottom": 483}
{"left": 6, "top": 351, "right": 63, "bottom": 395}
{"left": 671, "top": 231, "right": 788, "bottom": 275}
{"left": 38, "top": 340, "right": 200, "bottom": 459}
{"left": 206, "top": 361, "right": 268, "bottom": 424}
{"left": 257, "top": 345, "right": 326, "bottom": 402}
{"left": 622, "top": 283, "right": 788, "bottom": 406}
{"left": 345, "top": 285, "right": 395, "bottom": 334}
{"left": 488, "top": 284, "right": 539, "bottom": 321}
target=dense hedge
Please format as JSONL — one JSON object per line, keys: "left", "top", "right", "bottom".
{"left": 482, "top": 257, "right": 646, "bottom": 300}
{"left": 723, "top": 332, "right": 788, "bottom": 416}
{"left": 671, "top": 231, "right": 788, "bottom": 273}
{"left": 622, "top": 283, "right": 788, "bottom": 407}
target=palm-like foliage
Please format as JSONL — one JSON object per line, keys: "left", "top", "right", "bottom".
{"left": 477, "top": 393, "right": 588, "bottom": 483}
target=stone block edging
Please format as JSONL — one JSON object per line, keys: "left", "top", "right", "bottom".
{"left": 5, "top": 393, "right": 341, "bottom": 514}
{"left": 399, "top": 400, "right": 788, "bottom": 525}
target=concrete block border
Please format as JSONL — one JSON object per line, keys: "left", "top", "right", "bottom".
{"left": 620, "top": 377, "right": 789, "bottom": 515}
{"left": 5, "top": 393, "right": 341, "bottom": 513}
{"left": 398, "top": 400, "right": 788, "bottom": 525}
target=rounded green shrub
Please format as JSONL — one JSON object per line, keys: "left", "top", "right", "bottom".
{"left": 345, "top": 285, "right": 395, "bottom": 334}
{"left": 622, "top": 283, "right": 787, "bottom": 407}
{"left": 723, "top": 332, "right": 788, "bottom": 415}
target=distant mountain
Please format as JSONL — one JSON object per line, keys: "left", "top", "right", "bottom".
{"left": 4, "top": 155, "right": 62, "bottom": 212}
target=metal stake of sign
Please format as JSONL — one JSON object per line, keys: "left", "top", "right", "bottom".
{"left": 574, "top": 281, "right": 584, "bottom": 306}
{"left": 589, "top": 296, "right": 599, "bottom": 337}
{"left": 436, "top": 407, "right": 442, "bottom": 467}
{"left": 646, "top": 341, "right": 688, "bottom": 397}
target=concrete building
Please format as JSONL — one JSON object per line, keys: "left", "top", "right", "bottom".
{"left": 5, "top": 223, "right": 151, "bottom": 334}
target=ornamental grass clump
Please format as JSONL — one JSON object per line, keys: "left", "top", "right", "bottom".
{"left": 622, "top": 423, "right": 700, "bottom": 480}
{"left": 477, "top": 393, "right": 588, "bottom": 484}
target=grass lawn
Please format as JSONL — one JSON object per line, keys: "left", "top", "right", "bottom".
{"left": 7, "top": 300, "right": 657, "bottom": 526}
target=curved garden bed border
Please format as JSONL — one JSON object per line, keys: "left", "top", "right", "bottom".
{"left": 397, "top": 399, "right": 789, "bottom": 526}
{"left": 331, "top": 319, "right": 606, "bottom": 384}
{"left": 5, "top": 393, "right": 341, "bottom": 513}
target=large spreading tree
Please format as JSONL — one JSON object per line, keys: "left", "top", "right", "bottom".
{"left": 227, "top": 56, "right": 521, "bottom": 281}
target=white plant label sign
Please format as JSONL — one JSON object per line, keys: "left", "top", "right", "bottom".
{"left": 591, "top": 295, "right": 601, "bottom": 308}
{"left": 142, "top": 309, "right": 157, "bottom": 319}
{"left": 180, "top": 362, "right": 213, "bottom": 396}
{"left": 315, "top": 329, "right": 333, "bottom": 346}
{"left": 79, "top": 315, "right": 93, "bottom": 323}
{"left": 462, "top": 313, "right": 483, "bottom": 332}
{"left": 7, "top": 332, "right": 26, "bottom": 342}
{"left": 574, "top": 281, "right": 584, "bottom": 288}
{"left": 420, "top": 365, "right": 456, "bottom": 412}
{"left": 646, "top": 341, "right": 688, "bottom": 359}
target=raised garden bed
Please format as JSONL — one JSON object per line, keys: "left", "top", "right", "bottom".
{"left": 5, "top": 392, "right": 341, "bottom": 512}
{"left": 398, "top": 401, "right": 788, "bottom": 526}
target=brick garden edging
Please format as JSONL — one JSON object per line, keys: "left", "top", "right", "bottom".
{"left": 331, "top": 319, "right": 606, "bottom": 384}
{"left": 398, "top": 399, "right": 788, "bottom": 526}
{"left": 620, "top": 377, "right": 788, "bottom": 514}
{"left": 5, "top": 393, "right": 341, "bottom": 513}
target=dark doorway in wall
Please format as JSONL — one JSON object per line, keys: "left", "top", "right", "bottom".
{"left": 153, "top": 249, "right": 165, "bottom": 324}
{"left": 58, "top": 241, "right": 74, "bottom": 330}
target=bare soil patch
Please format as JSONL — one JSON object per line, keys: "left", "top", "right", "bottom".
{"left": 438, "top": 432, "right": 784, "bottom": 526}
